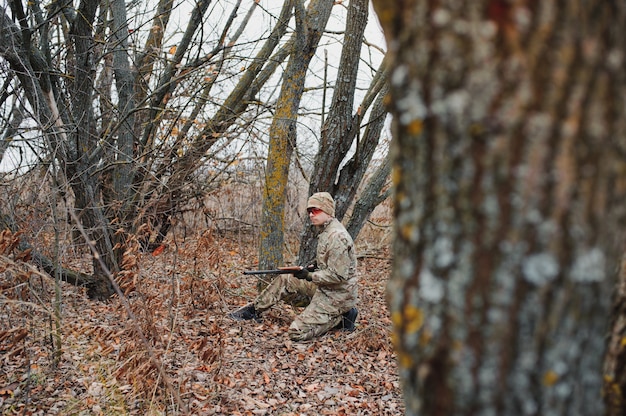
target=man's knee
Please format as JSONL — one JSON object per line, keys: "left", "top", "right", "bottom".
{"left": 288, "top": 319, "right": 318, "bottom": 342}
{"left": 288, "top": 327, "right": 314, "bottom": 342}
{"left": 288, "top": 314, "right": 341, "bottom": 341}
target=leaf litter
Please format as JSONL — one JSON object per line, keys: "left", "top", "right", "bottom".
{"left": 0, "top": 230, "right": 403, "bottom": 415}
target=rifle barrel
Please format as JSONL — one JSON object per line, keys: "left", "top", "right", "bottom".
{"left": 243, "top": 269, "right": 290, "bottom": 275}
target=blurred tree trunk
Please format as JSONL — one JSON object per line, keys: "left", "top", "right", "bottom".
{"left": 257, "top": 0, "right": 334, "bottom": 285}
{"left": 373, "top": 1, "right": 626, "bottom": 415}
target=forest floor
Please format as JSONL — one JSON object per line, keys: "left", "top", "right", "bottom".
{"left": 0, "top": 229, "right": 403, "bottom": 415}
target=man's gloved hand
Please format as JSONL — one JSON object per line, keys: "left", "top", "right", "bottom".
{"left": 293, "top": 267, "right": 313, "bottom": 281}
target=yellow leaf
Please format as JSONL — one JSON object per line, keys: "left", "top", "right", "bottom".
{"left": 169, "top": 45, "right": 177, "bottom": 55}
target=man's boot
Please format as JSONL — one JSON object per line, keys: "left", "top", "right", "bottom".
{"left": 341, "top": 307, "right": 358, "bottom": 332}
{"left": 227, "top": 304, "right": 262, "bottom": 322}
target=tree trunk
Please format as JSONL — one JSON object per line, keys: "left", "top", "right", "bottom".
{"left": 1, "top": 6, "right": 115, "bottom": 299}
{"left": 373, "top": 1, "right": 626, "bottom": 414}
{"left": 307, "top": 0, "right": 369, "bottom": 199}
{"left": 333, "top": 82, "right": 389, "bottom": 222}
{"left": 298, "top": 0, "right": 387, "bottom": 264}
{"left": 299, "top": 80, "right": 390, "bottom": 263}
{"left": 345, "top": 154, "right": 391, "bottom": 239}
{"left": 68, "top": 0, "right": 117, "bottom": 298}
{"left": 257, "top": 0, "right": 334, "bottom": 286}
{"left": 109, "top": 0, "right": 136, "bottom": 210}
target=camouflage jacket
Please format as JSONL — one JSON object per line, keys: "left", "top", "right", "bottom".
{"left": 309, "top": 218, "right": 358, "bottom": 311}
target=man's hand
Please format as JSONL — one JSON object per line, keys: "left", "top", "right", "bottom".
{"left": 293, "top": 267, "right": 313, "bottom": 281}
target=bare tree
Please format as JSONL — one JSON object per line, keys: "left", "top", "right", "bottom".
{"left": 257, "top": 0, "right": 335, "bottom": 278}
{"left": 1, "top": 0, "right": 390, "bottom": 298}
{"left": 297, "top": 0, "right": 389, "bottom": 265}
{"left": 0, "top": 0, "right": 294, "bottom": 298}
{"left": 256, "top": 0, "right": 391, "bottom": 278}
{"left": 373, "top": 1, "right": 626, "bottom": 414}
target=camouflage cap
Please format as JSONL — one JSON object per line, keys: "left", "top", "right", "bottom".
{"left": 307, "top": 192, "right": 335, "bottom": 217}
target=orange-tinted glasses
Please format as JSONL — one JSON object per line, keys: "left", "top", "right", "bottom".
{"left": 307, "top": 207, "right": 323, "bottom": 215}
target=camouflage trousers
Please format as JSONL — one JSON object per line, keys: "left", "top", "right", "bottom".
{"left": 254, "top": 275, "right": 344, "bottom": 342}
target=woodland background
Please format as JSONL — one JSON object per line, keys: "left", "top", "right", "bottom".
{"left": 1, "top": 0, "right": 397, "bottom": 414}
{"left": 2, "top": 0, "right": 626, "bottom": 415}
{"left": 0, "top": 196, "right": 399, "bottom": 415}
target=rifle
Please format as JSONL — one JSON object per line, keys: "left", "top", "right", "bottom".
{"left": 243, "top": 265, "right": 314, "bottom": 275}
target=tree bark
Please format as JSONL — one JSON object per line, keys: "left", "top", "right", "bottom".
{"left": 307, "top": 0, "right": 369, "bottom": 199}
{"left": 345, "top": 154, "right": 391, "bottom": 240}
{"left": 109, "top": 0, "right": 136, "bottom": 208}
{"left": 373, "top": 1, "right": 626, "bottom": 414}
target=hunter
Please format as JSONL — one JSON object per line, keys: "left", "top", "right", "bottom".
{"left": 228, "top": 192, "right": 358, "bottom": 341}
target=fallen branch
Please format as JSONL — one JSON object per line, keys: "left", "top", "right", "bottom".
{"left": 0, "top": 214, "right": 107, "bottom": 299}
